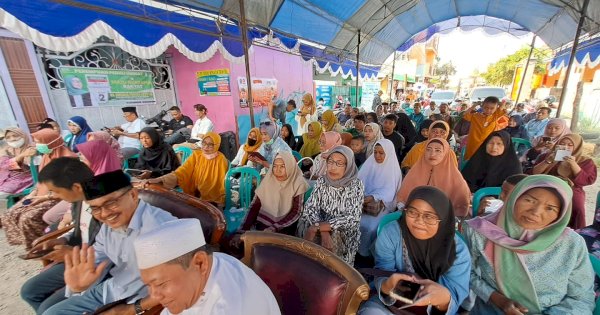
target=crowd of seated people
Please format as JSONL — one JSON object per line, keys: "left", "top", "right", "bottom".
{"left": 0, "top": 95, "right": 597, "bottom": 315}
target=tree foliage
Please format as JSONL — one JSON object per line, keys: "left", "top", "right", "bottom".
{"left": 434, "top": 62, "right": 457, "bottom": 89}
{"left": 481, "top": 46, "right": 551, "bottom": 86}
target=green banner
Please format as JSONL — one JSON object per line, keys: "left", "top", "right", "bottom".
{"left": 60, "top": 67, "right": 155, "bottom": 108}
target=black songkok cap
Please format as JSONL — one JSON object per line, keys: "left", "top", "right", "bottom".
{"left": 121, "top": 107, "right": 137, "bottom": 114}
{"left": 83, "top": 170, "right": 132, "bottom": 200}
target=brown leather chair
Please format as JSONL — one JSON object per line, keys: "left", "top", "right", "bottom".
{"left": 241, "top": 231, "right": 369, "bottom": 315}
{"left": 137, "top": 184, "right": 226, "bottom": 245}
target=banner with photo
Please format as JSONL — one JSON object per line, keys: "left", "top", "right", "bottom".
{"left": 237, "top": 77, "right": 278, "bottom": 107}
{"left": 60, "top": 67, "right": 155, "bottom": 108}
{"left": 196, "top": 68, "right": 231, "bottom": 96}
{"left": 360, "top": 81, "right": 381, "bottom": 112}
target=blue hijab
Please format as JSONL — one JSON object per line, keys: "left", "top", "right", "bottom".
{"left": 66, "top": 116, "right": 93, "bottom": 152}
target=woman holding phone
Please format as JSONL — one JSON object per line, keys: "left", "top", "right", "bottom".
{"left": 532, "top": 134, "right": 597, "bottom": 229}
{"left": 525, "top": 118, "right": 570, "bottom": 163}
{"left": 134, "top": 127, "right": 180, "bottom": 179}
{"left": 358, "top": 186, "right": 470, "bottom": 314}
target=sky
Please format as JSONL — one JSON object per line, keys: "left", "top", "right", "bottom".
{"left": 436, "top": 29, "right": 547, "bottom": 84}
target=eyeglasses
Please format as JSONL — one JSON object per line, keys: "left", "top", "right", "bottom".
{"left": 326, "top": 159, "right": 346, "bottom": 168}
{"left": 201, "top": 141, "right": 215, "bottom": 148}
{"left": 404, "top": 207, "right": 441, "bottom": 225}
{"left": 259, "top": 121, "right": 272, "bottom": 126}
{"left": 88, "top": 189, "right": 131, "bottom": 215}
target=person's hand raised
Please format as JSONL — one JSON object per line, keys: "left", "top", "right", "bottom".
{"left": 64, "top": 244, "right": 109, "bottom": 293}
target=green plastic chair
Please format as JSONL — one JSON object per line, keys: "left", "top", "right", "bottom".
{"left": 223, "top": 167, "right": 261, "bottom": 234}
{"left": 590, "top": 254, "right": 600, "bottom": 315}
{"left": 511, "top": 137, "right": 532, "bottom": 150}
{"left": 304, "top": 186, "right": 314, "bottom": 203}
{"left": 174, "top": 146, "right": 193, "bottom": 164}
{"left": 377, "top": 211, "right": 403, "bottom": 236}
{"left": 122, "top": 153, "right": 140, "bottom": 169}
{"left": 7, "top": 157, "right": 39, "bottom": 209}
{"left": 472, "top": 187, "right": 502, "bottom": 218}
{"left": 291, "top": 150, "right": 302, "bottom": 162}
{"left": 459, "top": 146, "right": 468, "bottom": 170}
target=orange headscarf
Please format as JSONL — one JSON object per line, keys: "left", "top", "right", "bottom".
{"left": 241, "top": 128, "right": 263, "bottom": 166}
{"left": 31, "top": 129, "right": 76, "bottom": 170}
{"left": 397, "top": 138, "right": 470, "bottom": 216}
{"left": 174, "top": 131, "right": 228, "bottom": 204}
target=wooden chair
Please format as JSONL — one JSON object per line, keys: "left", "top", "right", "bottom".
{"left": 241, "top": 231, "right": 369, "bottom": 315}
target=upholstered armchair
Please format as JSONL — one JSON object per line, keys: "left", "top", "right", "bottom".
{"left": 241, "top": 231, "right": 370, "bottom": 315}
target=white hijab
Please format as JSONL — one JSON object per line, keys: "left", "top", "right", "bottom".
{"left": 358, "top": 139, "right": 402, "bottom": 209}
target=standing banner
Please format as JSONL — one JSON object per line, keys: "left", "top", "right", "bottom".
{"left": 237, "top": 77, "right": 278, "bottom": 107}
{"left": 60, "top": 67, "right": 155, "bottom": 108}
{"left": 360, "top": 81, "right": 380, "bottom": 112}
{"left": 197, "top": 69, "right": 231, "bottom": 96}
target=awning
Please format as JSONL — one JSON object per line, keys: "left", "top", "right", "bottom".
{"left": 0, "top": 0, "right": 379, "bottom": 80}
{"left": 549, "top": 37, "right": 600, "bottom": 73}
{"left": 162, "top": 0, "right": 600, "bottom": 65}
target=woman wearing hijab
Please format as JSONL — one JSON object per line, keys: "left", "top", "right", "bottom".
{"left": 357, "top": 139, "right": 403, "bottom": 257}
{"left": 363, "top": 123, "right": 384, "bottom": 158}
{"left": 401, "top": 120, "right": 457, "bottom": 171}
{"left": 298, "top": 121, "right": 322, "bottom": 158}
{"left": 296, "top": 93, "right": 318, "bottom": 135}
{"left": 505, "top": 115, "right": 529, "bottom": 139}
{"left": 297, "top": 146, "right": 364, "bottom": 265}
{"left": 76, "top": 140, "right": 122, "bottom": 176}
{"left": 86, "top": 131, "right": 124, "bottom": 162}
{"left": 359, "top": 186, "right": 470, "bottom": 314}
{"left": 240, "top": 151, "right": 309, "bottom": 234}
{"left": 309, "top": 131, "right": 342, "bottom": 179}
{"left": 0, "top": 128, "right": 35, "bottom": 199}
{"left": 280, "top": 124, "right": 297, "bottom": 150}
{"left": 394, "top": 112, "right": 418, "bottom": 154}
{"left": 133, "top": 127, "right": 180, "bottom": 179}
{"left": 321, "top": 110, "right": 344, "bottom": 133}
{"left": 525, "top": 118, "right": 570, "bottom": 163}
{"left": 231, "top": 127, "right": 263, "bottom": 167}
{"left": 397, "top": 138, "right": 470, "bottom": 217}
{"left": 461, "top": 131, "right": 523, "bottom": 193}
{"left": 64, "top": 116, "right": 92, "bottom": 153}
{"left": 532, "top": 134, "right": 597, "bottom": 229}
{"left": 64, "top": 75, "right": 92, "bottom": 107}
{"left": 0, "top": 129, "right": 76, "bottom": 249}
{"left": 413, "top": 119, "right": 433, "bottom": 143}
{"left": 251, "top": 121, "right": 292, "bottom": 171}
{"left": 464, "top": 175, "right": 595, "bottom": 314}
{"left": 146, "top": 131, "right": 228, "bottom": 206}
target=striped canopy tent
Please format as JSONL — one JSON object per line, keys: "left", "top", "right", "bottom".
{"left": 158, "top": 0, "right": 600, "bottom": 65}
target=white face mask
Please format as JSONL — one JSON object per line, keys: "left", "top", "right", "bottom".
{"left": 7, "top": 138, "right": 25, "bottom": 148}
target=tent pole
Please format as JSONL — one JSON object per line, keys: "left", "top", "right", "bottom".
{"left": 355, "top": 29, "right": 360, "bottom": 108}
{"left": 556, "top": 0, "right": 590, "bottom": 118}
{"left": 515, "top": 35, "right": 536, "bottom": 104}
{"left": 389, "top": 51, "right": 397, "bottom": 101}
{"left": 239, "top": 0, "right": 255, "bottom": 127}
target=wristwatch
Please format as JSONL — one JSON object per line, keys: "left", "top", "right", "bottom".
{"left": 134, "top": 300, "right": 145, "bottom": 315}
{"left": 314, "top": 222, "right": 320, "bottom": 232}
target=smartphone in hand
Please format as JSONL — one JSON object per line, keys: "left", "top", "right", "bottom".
{"left": 389, "top": 280, "right": 421, "bottom": 305}
{"left": 125, "top": 169, "right": 146, "bottom": 176}
{"left": 248, "top": 152, "right": 267, "bottom": 162}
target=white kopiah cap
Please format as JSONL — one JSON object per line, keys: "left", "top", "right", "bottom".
{"left": 134, "top": 218, "right": 206, "bottom": 270}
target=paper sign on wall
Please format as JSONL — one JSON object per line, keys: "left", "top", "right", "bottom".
{"left": 197, "top": 69, "right": 231, "bottom": 96}
{"left": 237, "top": 77, "right": 278, "bottom": 107}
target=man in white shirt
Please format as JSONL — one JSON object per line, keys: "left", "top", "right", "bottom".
{"left": 134, "top": 219, "right": 281, "bottom": 315}
{"left": 422, "top": 101, "right": 440, "bottom": 118}
{"left": 111, "top": 107, "right": 145, "bottom": 159}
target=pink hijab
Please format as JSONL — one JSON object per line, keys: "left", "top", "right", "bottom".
{"left": 87, "top": 131, "right": 124, "bottom": 162}
{"left": 76, "top": 140, "right": 122, "bottom": 175}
